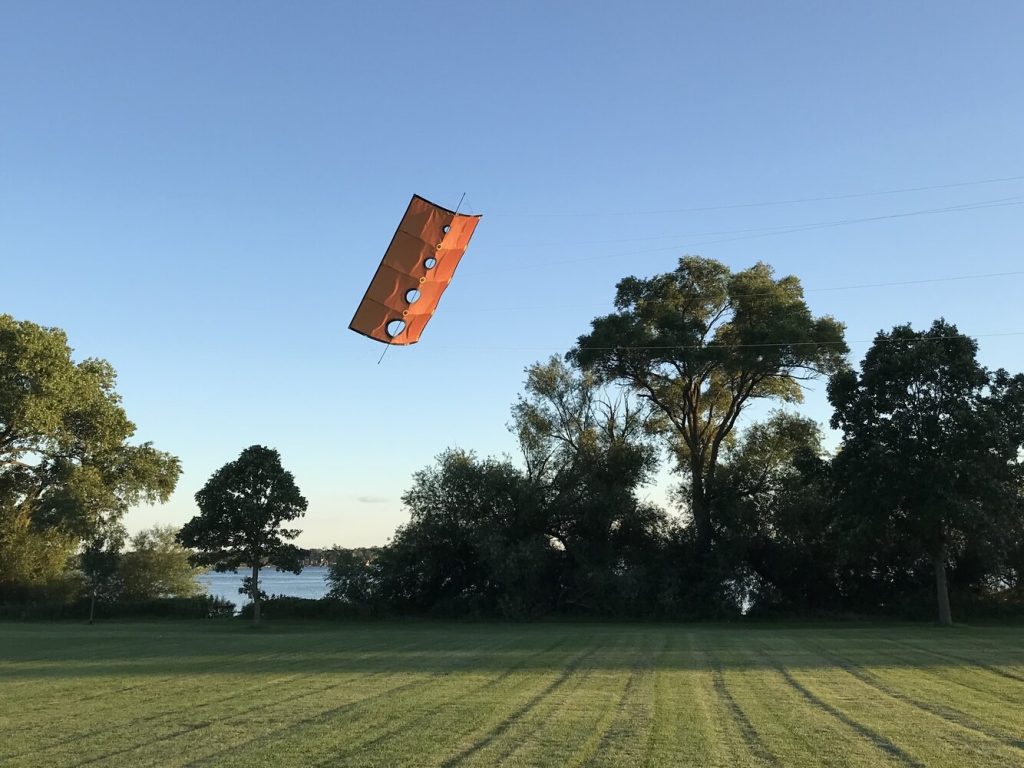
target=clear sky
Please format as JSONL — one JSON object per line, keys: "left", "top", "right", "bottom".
{"left": 2, "top": 2, "right": 1022, "bottom": 547}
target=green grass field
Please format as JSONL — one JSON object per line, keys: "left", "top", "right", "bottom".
{"left": 1, "top": 621, "right": 1023, "bottom": 767}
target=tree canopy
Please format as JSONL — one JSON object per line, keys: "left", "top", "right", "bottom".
{"left": 570, "top": 256, "right": 847, "bottom": 554}
{"left": 178, "top": 445, "right": 306, "bottom": 624}
{"left": 0, "top": 314, "right": 180, "bottom": 599}
{"left": 119, "top": 525, "right": 205, "bottom": 601}
{"left": 829, "top": 319, "right": 1024, "bottom": 624}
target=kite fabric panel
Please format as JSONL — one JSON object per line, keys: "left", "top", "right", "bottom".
{"left": 349, "top": 194, "right": 482, "bottom": 345}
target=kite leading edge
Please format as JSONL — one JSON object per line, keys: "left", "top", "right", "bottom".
{"left": 349, "top": 194, "right": 482, "bottom": 346}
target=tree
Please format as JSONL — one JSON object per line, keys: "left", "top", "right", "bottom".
{"left": 0, "top": 314, "right": 180, "bottom": 596}
{"left": 512, "top": 356, "right": 669, "bottom": 614}
{"left": 713, "top": 412, "right": 842, "bottom": 612}
{"left": 829, "top": 320, "right": 1024, "bottom": 625}
{"left": 80, "top": 523, "right": 126, "bottom": 624}
{"left": 119, "top": 525, "right": 204, "bottom": 600}
{"left": 385, "top": 450, "right": 548, "bottom": 617}
{"left": 178, "top": 445, "right": 306, "bottom": 624}
{"left": 570, "top": 257, "right": 847, "bottom": 556}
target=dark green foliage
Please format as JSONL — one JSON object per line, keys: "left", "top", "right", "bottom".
{"left": 0, "top": 314, "right": 180, "bottom": 598}
{"left": 713, "top": 412, "right": 844, "bottom": 613}
{"left": 238, "top": 596, "right": 362, "bottom": 620}
{"left": 0, "top": 595, "right": 235, "bottom": 620}
{"left": 328, "top": 361, "right": 697, "bottom": 618}
{"left": 829, "top": 320, "right": 1024, "bottom": 624}
{"left": 569, "top": 257, "right": 847, "bottom": 555}
{"left": 326, "top": 547, "right": 383, "bottom": 608}
{"left": 119, "top": 525, "right": 205, "bottom": 600}
{"left": 79, "top": 524, "right": 126, "bottom": 622}
{"left": 178, "top": 445, "right": 307, "bottom": 624}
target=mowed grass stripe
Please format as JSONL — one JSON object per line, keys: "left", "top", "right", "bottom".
{"left": 496, "top": 630, "right": 643, "bottom": 767}
{"left": 881, "top": 633, "right": 1024, "bottom": 685}
{"left": 702, "top": 631, "right": 783, "bottom": 767}
{"left": 471, "top": 634, "right": 630, "bottom": 765}
{"left": 315, "top": 636, "right": 581, "bottom": 767}
{"left": 718, "top": 638, "right": 900, "bottom": 768}
{"left": 583, "top": 630, "right": 663, "bottom": 767}
{"left": 823, "top": 630, "right": 1024, "bottom": 706}
{"left": 8, "top": 651, "right": 426, "bottom": 765}
{"left": 3, "top": 627, "right": 486, "bottom": 767}
{"left": 637, "top": 630, "right": 725, "bottom": 765}
{"left": 1, "top": 631, "right": 437, "bottom": 763}
{"left": 759, "top": 632, "right": 1024, "bottom": 768}
{"left": 82, "top": 632, "right": 521, "bottom": 768}
{"left": 2, "top": 622, "right": 1024, "bottom": 767}
{"left": 435, "top": 641, "right": 611, "bottom": 765}
{"left": 180, "top": 630, "right": 576, "bottom": 768}
{"left": 810, "top": 631, "right": 1024, "bottom": 748}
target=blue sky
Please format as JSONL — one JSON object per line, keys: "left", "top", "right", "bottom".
{"left": 2, "top": 2, "right": 1022, "bottom": 547}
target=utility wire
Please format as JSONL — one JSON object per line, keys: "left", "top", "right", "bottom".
{"left": 429, "top": 331, "right": 1024, "bottom": 354}
{"left": 487, "top": 173, "right": 1024, "bottom": 218}
{"left": 448, "top": 269, "right": 1024, "bottom": 314}
{"left": 465, "top": 197, "right": 1024, "bottom": 274}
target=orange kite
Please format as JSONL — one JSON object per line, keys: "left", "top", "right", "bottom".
{"left": 349, "top": 195, "right": 482, "bottom": 345}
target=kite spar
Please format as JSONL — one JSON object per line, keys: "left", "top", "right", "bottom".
{"left": 349, "top": 194, "right": 482, "bottom": 346}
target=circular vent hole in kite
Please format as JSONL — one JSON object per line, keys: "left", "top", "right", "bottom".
{"left": 405, "top": 289, "right": 421, "bottom": 304}
{"left": 442, "top": 224, "right": 451, "bottom": 234}
{"left": 385, "top": 319, "right": 406, "bottom": 338}
{"left": 424, "top": 256, "right": 438, "bottom": 269}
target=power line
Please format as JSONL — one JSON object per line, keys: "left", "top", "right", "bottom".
{"left": 449, "top": 269, "right": 1024, "bottom": 314}
{"left": 430, "top": 332, "right": 1024, "bottom": 354}
{"left": 465, "top": 197, "right": 1024, "bottom": 275}
{"left": 487, "top": 173, "right": 1024, "bottom": 218}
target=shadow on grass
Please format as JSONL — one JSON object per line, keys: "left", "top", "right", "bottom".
{"left": 1, "top": 621, "right": 1023, "bottom": 680}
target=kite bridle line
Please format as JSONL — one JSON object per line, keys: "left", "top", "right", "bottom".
{"left": 377, "top": 192, "right": 467, "bottom": 365}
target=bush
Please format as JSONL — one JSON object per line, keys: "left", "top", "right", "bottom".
{"left": 238, "top": 596, "right": 366, "bottom": 620}
{"left": 0, "top": 595, "right": 235, "bottom": 620}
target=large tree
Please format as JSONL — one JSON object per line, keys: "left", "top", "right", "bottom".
{"left": 178, "top": 445, "right": 306, "bottom": 624}
{"left": 570, "top": 256, "right": 847, "bottom": 555}
{"left": 829, "top": 320, "right": 1024, "bottom": 625}
{"left": 0, "top": 314, "right": 180, "bottom": 597}
{"left": 512, "top": 356, "right": 669, "bottom": 613}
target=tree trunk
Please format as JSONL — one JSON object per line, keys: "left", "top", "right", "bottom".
{"left": 934, "top": 547, "right": 952, "bottom": 626}
{"left": 88, "top": 589, "right": 96, "bottom": 625}
{"left": 251, "top": 562, "right": 261, "bottom": 626}
{"left": 689, "top": 468, "right": 713, "bottom": 555}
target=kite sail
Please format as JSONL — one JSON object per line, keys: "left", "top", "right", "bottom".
{"left": 349, "top": 194, "right": 482, "bottom": 345}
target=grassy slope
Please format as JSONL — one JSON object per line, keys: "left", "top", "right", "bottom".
{"left": 1, "top": 621, "right": 1023, "bottom": 767}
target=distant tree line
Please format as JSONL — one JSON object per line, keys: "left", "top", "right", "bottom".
{"left": 325, "top": 258, "right": 1024, "bottom": 624}
{"left": 4, "top": 256, "right": 1023, "bottom": 626}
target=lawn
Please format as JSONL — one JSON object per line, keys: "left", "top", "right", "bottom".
{"left": 1, "top": 621, "right": 1023, "bottom": 767}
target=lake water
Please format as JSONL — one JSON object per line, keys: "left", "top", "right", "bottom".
{"left": 197, "top": 566, "right": 331, "bottom": 607}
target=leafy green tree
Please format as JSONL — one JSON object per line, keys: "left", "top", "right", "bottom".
{"left": 338, "top": 361, "right": 676, "bottom": 619}
{"left": 326, "top": 547, "right": 383, "bottom": 607}
{"left": 80, "top": 523, "right": 126, "bottom": 624}
{"left": 0, "top": 504, "right": 78, "bottom": 602}
{"left": 829, "top": 320, "right": 1024, "bottom": 625}
{"left": 714, "top": 412, "right": 842, "bottom": 612}
{"left": 0, "top": 314, "right": 180, "bottom": 596}
{"left": 570, "top": 257, "right": 847, "bottom": 557}
{"left": 387, "top": 450, "right": 548, "bottom": 617}
{"left": 178, "top": 445, "right": 306, "bottom": 624}
{"left": 119, "top": 525, "right": 204, "bottom": 600}
{"left": 512, "top": 356, "right": 669, "bottom": 614}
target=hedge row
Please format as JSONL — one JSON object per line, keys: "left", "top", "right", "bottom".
{"left": 0, "top": 595, "right": 236, "bottom": 620}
